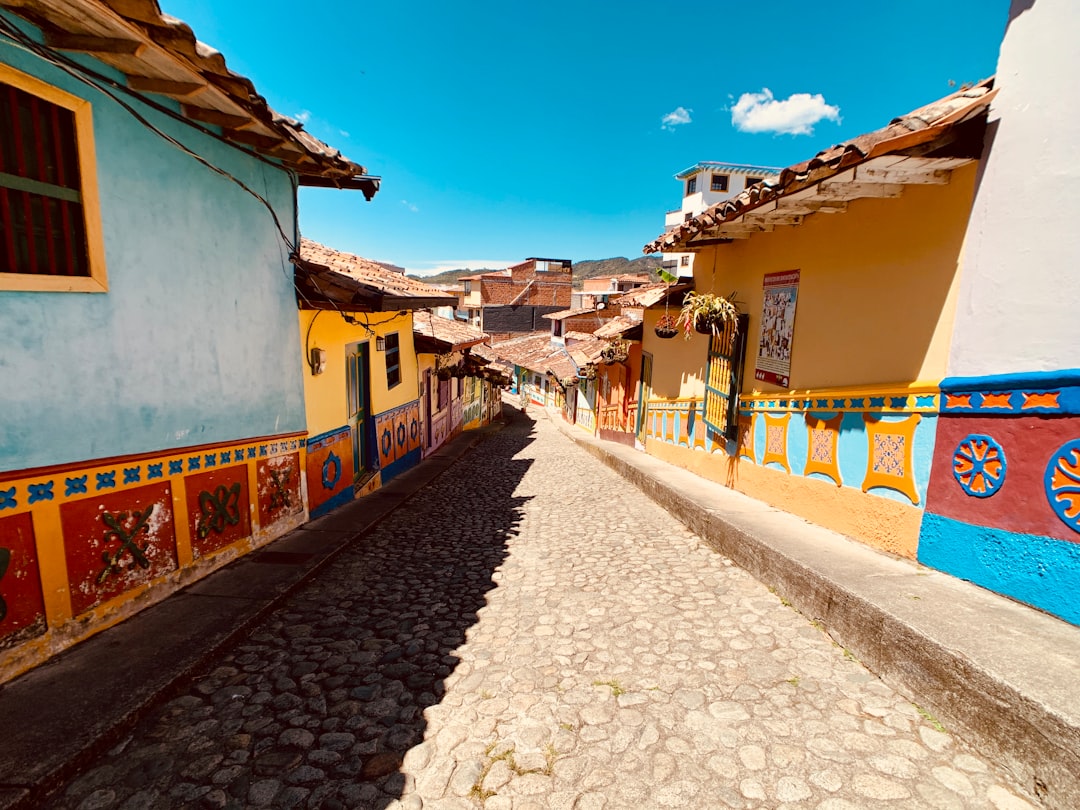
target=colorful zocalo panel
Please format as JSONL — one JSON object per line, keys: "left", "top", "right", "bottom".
{"left": 375, "top": 400, "right": 422, "bottom": 483}
{"left": 306, "top": 427, "right": 354, "bottom": 519}
{"left": 0, "top": 512, "right": 46, "bottom": 647}
{"left": 60, "top": 482, "right": 178, "bottom": 617}
{"left": 257, "top": 453, "right": 303, "bottom": 529}
{"left": 185, "top": 467, "right": 251, "bottom": 559}
{"left": 920, "top": 371, "right": 1080, "bottom": 626}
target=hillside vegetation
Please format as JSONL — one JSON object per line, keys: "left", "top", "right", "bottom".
{"left": 409, "top": 255, "right": 663, "bottom": 288}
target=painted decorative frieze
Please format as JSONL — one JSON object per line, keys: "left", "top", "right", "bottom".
{"left": 0, "top": 512, "right": 46, "bottom": 648}
{"left": 257, "top": 453, "right": 302, "bottom": 528}
{"left": 60, "top": 482, "right": 178, "bottom": 616}
{"left": 805, "top": 414, "right": 843, "bottom": 486}
{"left": 1045, "top": 439, "right": 1080, "bottom": 534}
{"left": 762, "top": 413, "right": 791, "bottom": 473}
{"left": 306, "top": 427, "right": 353, "bottom": 518}
{"left": 862, "top": 414, "right": 921, "bottom": 505}
{"left": 375, "top": 400, "right": 422, "bottom": 480}
{"left": 952, "top": 435, "right": 1006, "bottom": 498}
{"left": 185, "top": 467, "right": 251, "bottom": 559}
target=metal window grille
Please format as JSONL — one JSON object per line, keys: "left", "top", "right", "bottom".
{"left": 0, "top": 81, "right": 88, "bottom": 276}
{"left": 703, "top": 314, "right": 750, "bottom": 439}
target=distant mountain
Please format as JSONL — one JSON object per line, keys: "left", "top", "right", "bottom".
{"left": 409, "top": 255, "right": 663, "bottom": 288}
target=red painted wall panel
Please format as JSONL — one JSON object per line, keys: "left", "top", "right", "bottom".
{"left": 185, "top": 467, "right": 251, "bottom": 558}
{"left": 926, "top": 414, "right": 1080, "bottom": 544}
{"left": 0, "top": 512, "right": 46, "bottom": 646}
{"left": 60, "top": 482, "right": 178, "bottom": 616}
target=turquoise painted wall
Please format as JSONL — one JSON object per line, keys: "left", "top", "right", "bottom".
{"left": 0, "top": 13, "right": 306, "bottom": 472}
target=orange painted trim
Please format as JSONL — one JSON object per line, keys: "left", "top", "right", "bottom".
{"left": 761, "top": 413, "right": 791, "bottom": 473}
{"left": 804, "top": 414, "right": 843, "bottom": 486}
{"left": 861, "top": 413, "right": 921, "bottom": 505}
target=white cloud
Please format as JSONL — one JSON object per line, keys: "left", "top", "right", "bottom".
{"left": 731, "top": 88, "right": 840, "bottom": 136}
{"left": 293, "top": 109, "right": 312, "bottom": 124}
{"left": 405, "top": 260, "right": 516, "bottom": 277}
{"left": 401, "top": 200, "right": 419, "bottom": 213}
{"left": 661, "top": 106, "right": 693, "bottom": 131}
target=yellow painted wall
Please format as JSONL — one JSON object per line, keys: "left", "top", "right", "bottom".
{"left": 636, "top": 167, "right": 979, "bottom": 558}
{"left": 689, "top": 163, "right": 976, "bottom": 394}
{"left": 299, "top": 310, "right": 420, "bottom": 437}
{"left": 641, "top": 308, "right": 709, "bottom": 400}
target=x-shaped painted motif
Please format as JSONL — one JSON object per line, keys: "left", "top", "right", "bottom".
{"left": 96, "top": 506, "right": 154, "bottom": 585}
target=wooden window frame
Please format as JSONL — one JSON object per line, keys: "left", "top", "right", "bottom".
{"left": 0, "top": 64, "right": 107, "bottom": 293}
{"left": 685, "top": 177, "right": 697, "bottom": 196}
{"left": 710, "top": 173, "right": 729, "bottom": 192}
{"left": 703, "top": 314, "right": 750, "bottom": 440}
{"left": 744, "top": 176, "right": 762, "bottom": 189}
{"left": 384, "top": 332, "right": 401, "bottom": 388}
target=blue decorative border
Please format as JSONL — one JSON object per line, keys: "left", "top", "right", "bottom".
{"left": 940, "top": 369, "right": 1080, "bottom": 415}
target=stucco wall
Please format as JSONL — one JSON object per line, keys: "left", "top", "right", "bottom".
{"left": 947, "top": 0, "right": 1080, "bottom": 377}
{"left": 687, "top": 166, "right": 976, "bottom": 394}
{"left": 298, "top": 311, "right": 419, "bottom": 439}
{"left": 0, "top": 19, "right": 305, "bottom": 472}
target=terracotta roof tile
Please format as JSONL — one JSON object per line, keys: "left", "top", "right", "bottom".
{"left": 412, "top": 312, "right": 487, "bottom": 352}
{"left": 593, "top": 315, "right": 644, "bottom": 340}
{"left": 7, "top": 1, "right": 378, "bottom": 195}
{"left": 544, "top": 307, "right": 598, "bottom": 321}
{"left": 295, "top": 239, "right": 456, "bottom": 311}
{"left": 614, "top": 283, "right": 692, "bottom": 309}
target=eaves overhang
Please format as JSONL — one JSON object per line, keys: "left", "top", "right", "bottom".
{"left": 647, "top": 79, "right": 996, "bottom": 255}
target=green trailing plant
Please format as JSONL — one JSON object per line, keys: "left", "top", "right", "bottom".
{"left": 677, "top": 290, "right": 740, "bottom": 340}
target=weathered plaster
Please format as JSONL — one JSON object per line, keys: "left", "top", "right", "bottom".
{"left": 0, "top": 25, "right": 305, "bottom": 472}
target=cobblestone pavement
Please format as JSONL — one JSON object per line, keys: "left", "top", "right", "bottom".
{"left": 50, "top": 410, "right": 1036, "bottom": 810}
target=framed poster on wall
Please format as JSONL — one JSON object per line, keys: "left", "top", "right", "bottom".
{"left": 754, "top": 269, "right": 800, "bottom": 388}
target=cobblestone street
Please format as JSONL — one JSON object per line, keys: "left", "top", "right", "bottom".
{"left": 49, "top": 410, "right": 1035, "bottom": 810}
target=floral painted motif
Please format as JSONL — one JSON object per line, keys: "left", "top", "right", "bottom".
{"left": 872, "top": 434, "right": 906, "bottom": 477}
{"left": 952, "top": 435, "right": 1007, "bottom": 498}
{"left": 1045, "top": 439, "right": 1080, "bottom": 534}
{"left": 810, "top": 429, "right": 833, "bottom": 464}
{"left": 766, "top": 426, "right": 785, "bottom": 455}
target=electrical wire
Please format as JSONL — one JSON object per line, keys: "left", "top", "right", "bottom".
{"left": 0, "top": 17, "right": 385, "bottom": 330}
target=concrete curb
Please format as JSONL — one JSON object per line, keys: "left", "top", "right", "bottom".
{"left": 552, "top": 415, "right": 1080, "bottom": 810}
{"left": 0, "top": 421, "right": 504, "bottom": 810}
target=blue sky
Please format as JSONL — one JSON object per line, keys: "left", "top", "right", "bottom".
{"left": 161, "top": 1, "right": 1010, "bottom": 275}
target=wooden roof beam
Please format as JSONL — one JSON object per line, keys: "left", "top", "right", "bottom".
{"left": 858, "top": 168, "right": 951, "bottom": 185}
{"left": 744, "top": 212, "right": 803, "bottom": 226}
{"left": 181, "top": 104, "right": 252, "bottom": 130}
{"left": 126, "top": 75, "right": 205, "bottom": 97}
{"left": 775, "top": 198, "right": 848, "bottom": 215}
{"left": 46, "top": 32, "right": 145, "bottom": 55}
{"left": 816, "top": 181, "right": 904, "bottom": 200}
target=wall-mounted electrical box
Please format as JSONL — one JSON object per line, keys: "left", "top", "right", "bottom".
{"left": 309, "top": 347, "right": 327, "bottom": 375}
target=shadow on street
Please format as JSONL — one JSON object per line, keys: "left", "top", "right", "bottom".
{"left": 49, "top": 412, "right": 537, "bottom": 809}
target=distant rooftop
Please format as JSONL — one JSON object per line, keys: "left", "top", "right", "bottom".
{"left": 675, "top": 161, "right": 784, "bottom": 180}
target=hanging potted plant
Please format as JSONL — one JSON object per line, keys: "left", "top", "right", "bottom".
{"left": 678, "top": 291, "right": 740, "bottom": 340}
{"left": 654, "top": 313, "right": 679, "bottom": 339}
{"left": 600, "top": 338, "right": 630, "bottom": 364}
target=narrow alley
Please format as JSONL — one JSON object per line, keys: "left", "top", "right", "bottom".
{"left": 48, "top": 411, "right": 1034, "bottom": 810}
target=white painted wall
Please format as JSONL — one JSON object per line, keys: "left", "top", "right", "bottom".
{"left": 947, "top": 0, "right": 1080, "bottom": 377}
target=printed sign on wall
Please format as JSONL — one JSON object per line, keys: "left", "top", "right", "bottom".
{"left": 754, "top": 269, "right": 800, "bottom": 388}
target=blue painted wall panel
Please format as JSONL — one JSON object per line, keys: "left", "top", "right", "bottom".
{"left": 919, "top": 512, "right": 1080, "bottom": 626}
{"left": 0, "top": 20, "right": 306, "bottom": 471}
